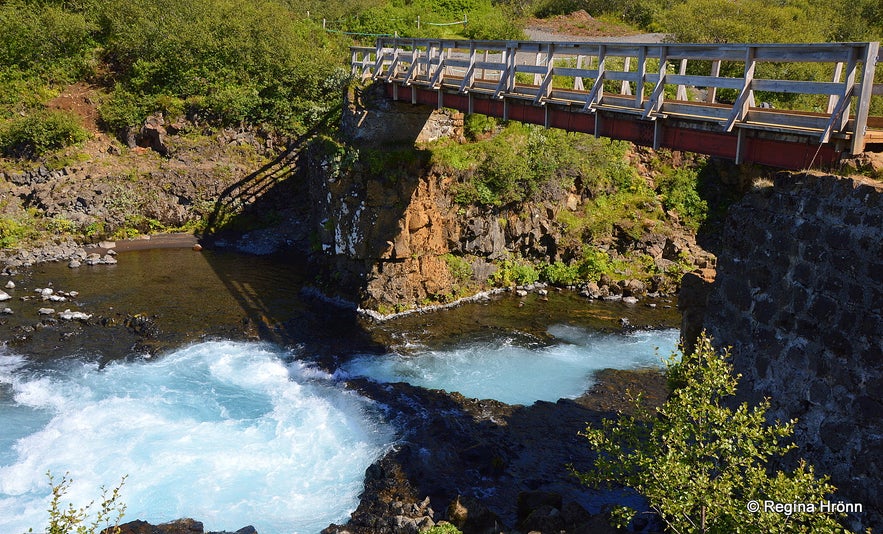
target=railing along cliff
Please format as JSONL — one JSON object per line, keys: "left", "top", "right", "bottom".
{"left": 352, "top": 39, "right": 883, "bottom": 165}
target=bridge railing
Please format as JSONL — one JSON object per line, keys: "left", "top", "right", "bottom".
{"left": 351, "top": 39, "right": 883, "bottom": 154}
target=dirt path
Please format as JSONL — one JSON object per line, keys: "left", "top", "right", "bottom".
{"left": 524, "top": 10, "right": 667, "bottom": 42}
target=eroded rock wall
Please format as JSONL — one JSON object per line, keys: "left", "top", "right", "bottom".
{"left": 698, "top": 171, "right": 882, "bottom": 530}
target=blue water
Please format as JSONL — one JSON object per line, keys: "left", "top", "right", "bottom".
{"left": 341, "top": 325, "right": 680, "bottom": 405}
{"left": 0, "top": 327, "right": 678, "bottom": 533}
{"left": 0, "top": 342, "right": 393, "bottom": 534}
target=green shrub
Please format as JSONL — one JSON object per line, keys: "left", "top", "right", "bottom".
{"left": 463, "top": 114, "right": 497, "bottom": 141}
{"left": 0, "top": 110, "right": 89, "bottom": 159}
{"left": 28, "top": 471, "right": 127, "bottom": 534}
{"left": 424, "top": 523, "right": 463, "bottom": 534}
{"left": 490, "top": 258, "right": 539, "bottom": 286}
{"left": 443, "top": 253, "right": 473, "bottom": 282}
{"left": 657, "top": 166, "right": 708, "bottom": 231}
{"left": 540, "top": 260, "right": 580, "bottom": 286}
{"left": 575, "top": 246, "right": 614, "bottom": 282}
{"left": 0, "top": 2, "right": 96, "bottom": 82}
{"left": 0, "top": 217, "right": 32, "bottom": 248}
{"left": 574, "top": 332, "right": 844, "bottom": 533}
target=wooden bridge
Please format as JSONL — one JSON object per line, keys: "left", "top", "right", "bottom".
{"left": 351, "top": 38, "right": 883, "bottom": 168}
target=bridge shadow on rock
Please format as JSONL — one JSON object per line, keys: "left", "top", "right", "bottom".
{"left": 192, "top": 99, "right": 442, "bottom": 356}
{"left": 192, "top": 110, "right": 393, "bottom": 357}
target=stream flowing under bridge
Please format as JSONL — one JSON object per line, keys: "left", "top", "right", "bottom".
{"left": 351, "top": 38, "right": 883, "bottom": 169}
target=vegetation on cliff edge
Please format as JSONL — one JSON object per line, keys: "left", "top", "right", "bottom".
{"left": 574, "top": 332, "right": 845, "bottom": 533}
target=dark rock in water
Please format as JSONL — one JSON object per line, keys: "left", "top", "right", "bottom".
{"left": 516, "top": 490, "right": 562, "bottom": 524}
{"left": 112, "top": 518, "right": 254, "bottom": 534}
{"left": 446, "top": 495, "right": 502, "bottom": 534}
{"left": 125, "top": 314, "right": 159, "bottom": 337}
{"left": 520, "top": 504, "right": 565, "bottom": 533}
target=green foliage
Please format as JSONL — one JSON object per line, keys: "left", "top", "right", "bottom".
{"left": 441, "top": 122, "right": 605, "bottom": 206}
{"left": 656, "top": 0, "right": 855, "bottom": 44}
{"left": 463, "top": 114, "right": 498, "bottom": 141}
{"left": 0, "top": 217, "right": 33, "bottom": 249}
{"left": 424, "top": 523, "right": 463, "bottom": 534}
{"left": 574, "top": 332, "right": 844, "bottom": 533}
{"left": 443, "top": 253, "right": 473, "bottom": 282}
{"left": 90, "top": 0, "right": 349, "bottom": 132}
{"left": 489, "top": 258, "right": 539, "bottom": 286}
{"left": 28, "top": 471, "right": 127, "bottom": 534}
{"left": 540, "top": 260, "right": 580, "bottom": 286}
{"left": 656, "top": 166, "right": 708, "bottom": 231}
{"left": 0, "top": 2, "right": 96, "bottom": 83}
{"left": 0, "top": 110, "right": 90, "bottom": 159}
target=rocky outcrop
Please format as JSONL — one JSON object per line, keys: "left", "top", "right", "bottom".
{"left": 698, "top": 171, "right": 883, "bottom": 531}
{"left": 305, "top": 145, "right": 705, "bottom": 312}
{"left": 323, "top": 368, "right": 671, "bottom": 533}
{"left": 112, "top": 518, "right": 256, "bottom": 534}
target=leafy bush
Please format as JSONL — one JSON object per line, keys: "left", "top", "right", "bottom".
{"left": 28, "top": 471, "right": 127, "bottom": 534}
{"left": 575, "top": 246, "right": 614, "bottom": 282}
{"left": 424, "top": 523, "right": 463, "bottom": 534}
{"left": 574, "top": 332, "right": 844, "bottom": 533}
{"left": 0, "top": 2, "right": 96, "bottom": 82}
{"left": 540, "top": 260, "right": 579, "bottom": 286}
{"left": 656, "top": 166, "right": 708, "bottom": 231}
{"left": 443, "top": 253, "right": 474, "bottom": 282}
{"left": 0, "top": 217, "right": 32, "bottom": 249}
{"left": 0, "top": 110, "right": 89, "bottom": 159}
{"left": 490, "top": 258, "right": 539, "bottom": 286}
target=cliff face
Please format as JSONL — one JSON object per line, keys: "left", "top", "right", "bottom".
{"left": 304, "top": 85, "right": 713, "bottom": 313}
{"left": 693, "top": 172, "right": 883, "bottom": 530}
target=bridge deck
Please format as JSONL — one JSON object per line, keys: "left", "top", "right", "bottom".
{"left": 352, "top": 39, "right": 883, "bottom": 169}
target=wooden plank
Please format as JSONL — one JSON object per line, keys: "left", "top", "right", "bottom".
{"left": 657, "top": 103, "right": 730, "bottom": 121}
{"left": 514, "top": 64, "right": 548, "bottom": 75}
{"left": 821, "top": 47, "right": 859, "bottom": 143}
{"left": 752, "top": 46, "right": 857, "bottom": 63}
{"left": 750, "top": 79, "right": 846, "bottom": 95}
{"left": 676, "top": 59, "right": 688, "bottom": 101}
{"left": 553, "top": 67, "right": 600, "bottom": 79}
{"left": 745, "top": 110, "right": 830, "bottom": 130}
{"left": 621, "top": 57, "right": 632, "bottom": 96}
{"left": 605, "top": 71, "right": 642, "bottom": 83}
{"left": 665, "top": 74, "right": 744, "bottom": 90}
{"left": 665, "top": 45, "right": 746, "bottom": 61}
{"left": 707, "top": 60, "right": 722, "bottom": 103}
{"left": 635, "top": 49, "right": 647, "bottom": 106}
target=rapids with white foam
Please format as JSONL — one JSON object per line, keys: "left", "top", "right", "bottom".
{"left": 341, "top": 326, "right": 680, "bottom": 405}
{"left": 0, "top": 341, "right": 394, "bottom": 534}
{"left": 1, "top": 327, "right": 678, "bottom": 533}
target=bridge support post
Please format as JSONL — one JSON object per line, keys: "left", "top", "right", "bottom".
{"left": 735, "top": 128, "right": 746, "bottom": 165}
{"left": 852, "top": 41, "right": 880, "bottom": 154}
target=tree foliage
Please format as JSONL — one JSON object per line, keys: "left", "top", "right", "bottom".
{"left": 28, "top": 471, "right": 127, "bottom": 534}
{"left": 573, "top": 333, "right": 845, "bottom": 533}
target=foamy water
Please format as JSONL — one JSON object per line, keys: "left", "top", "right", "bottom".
{"left": 0, "top": 342, "right": 393, "bottom": 534}
{"left": 341, "top": 326, "right": 679, "bottom": 405}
